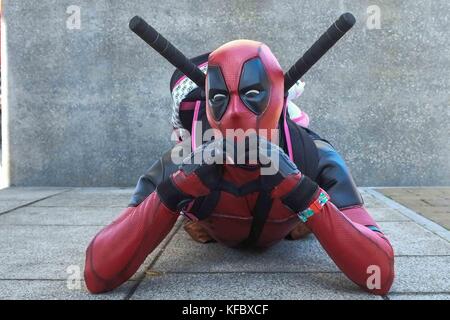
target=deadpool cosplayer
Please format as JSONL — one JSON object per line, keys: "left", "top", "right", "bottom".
{"left": 84, "top": 13, "right": 395, "bottom": 295}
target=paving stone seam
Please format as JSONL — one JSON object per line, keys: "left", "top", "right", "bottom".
{"left": 0, "top": 219, "right": 417, "bottom": 227}
{"left": 28, "top": 205, "right": 125, "bottom": 208}
{"left": 388, "top": 291, "right": 450, "bottom": 295}
{"left": 0, "top": 189, "right": 73, "bottom": 216}
{"left": 142, "top": 271, "right": 343, "bottom": 275}
{"left": 0, "top": 279, "right": 139, "bottom": 282}
{"left": 388, "top": 219, "right": 415, "bottom": 221}
{"left": 0, "top": 279, "right": 65, "bottom": 281}
{"left": 0, "top": 224, "right": 112, "bottom": 227}
{"left": 394, "top": 254, "right": 450, "bottom": 257}
{"left": 364, "top": 188, "right": 450, "bottom": 242}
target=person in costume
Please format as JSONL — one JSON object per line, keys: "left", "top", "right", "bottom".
{"left": 84, "top": 14, "right": 394, "bottom": 295}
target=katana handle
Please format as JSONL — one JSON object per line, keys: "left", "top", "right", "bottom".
{"left": 129, "top": 16, "right": 206, "bottom": 89}
{"left": 284, "top": 13, "right": 356, "bottom": 93}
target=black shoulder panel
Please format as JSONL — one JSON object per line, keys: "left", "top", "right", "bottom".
{"left": 314, "top": 139, "right": 363, "bottom": 209}
{"left": 128, "top": 144, "right": 182, "bottom": 207}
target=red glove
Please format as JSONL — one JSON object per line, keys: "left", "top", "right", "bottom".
{"left": 157, "top": 140, "right": 224, "bottom": 210}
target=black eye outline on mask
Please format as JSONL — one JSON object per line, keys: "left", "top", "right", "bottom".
{"left": 238, "top": 57, "right": 270, "bottom": 115}
{"left": 207, "top": 66, "right": 229, "bottom": 121}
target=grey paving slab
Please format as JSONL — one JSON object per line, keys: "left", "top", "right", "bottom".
{"left": 31, "top": 188, "right": 134, "bottom": 208}
{"left": 0, "top": 225, "right": 104, "bottom": 280}
{"left": 0, "top": 188, "right": 69, "bottom": 214}
{"left": 0, "top": 280, "right": 135, "bottom": 300}
{"left": 361, "top": 194, "right": 388, "bottom": 209}
{"left": 0, "top": 206, "right": 124, "bottom": 226}
{"left": 152, "top": 228, "right": 338, "bottom": 273}
{"left": 0, "top": 225, "right": 150, "bottom": 281}
{"left": 367, "top": 188, "right": 450, "bottom": 242}
{"left": 366, "top": 208, "right": 410, "bottom": 222}
{"left": 0, "top": 217, "right": 183, "bottom": 282}
{"left": 388, "top": 293, "right": 450, "bottom": 300}
{"left": 131, "top": 273, "right": 382, "bottom": 300}
{"left": 378, "top": 221, "right": 450, "bottom": 256}
{"left": 1, "top": 187, "right": 449, "bottom": 299}
{"left": 153, "top": 219, "right": 450, "bottom": 275}
{"left": 390, "top": 256, "right": 450, "bottom": 293}
{"left": 0, "top": 187, "right": 69, "bottom": 201}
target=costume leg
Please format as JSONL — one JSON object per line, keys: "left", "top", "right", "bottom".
{"left": 183, "top": 219, "right": 216, "bottom": 243}
{"left": 286, "top": 222, "right": 311, "bottom": 240}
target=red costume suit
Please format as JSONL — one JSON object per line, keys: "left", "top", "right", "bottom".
{"left": 84, "top": 15, "right": 395, "bottom": 296}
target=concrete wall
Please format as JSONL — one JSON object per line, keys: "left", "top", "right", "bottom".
{"left": 1, "top": 0, "right": 449, "bottom": 187}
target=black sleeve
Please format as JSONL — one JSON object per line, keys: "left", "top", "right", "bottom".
{"left": 128, "top": 143, "right": 183, "bottom": 207}
{"left": 314, "top": 139, "right": 363, "bottom": 209}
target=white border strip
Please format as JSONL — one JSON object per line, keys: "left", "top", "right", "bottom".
{"left": 363, "top": 188, "right": 450, "bottom": 242}
{"left": 1, "top": 14, "right": 10, "bottom": 188}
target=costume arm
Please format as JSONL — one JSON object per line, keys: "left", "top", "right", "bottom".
{"left": 306, "top": 202, "right": 394, "bottom": 295}
{"left": 85, "top": 145, "right": 183, "bottom": 293}
{"left": 308, "top": 139, "right": 394, "bottom": 295}
{"left": 84, "top": 140, "right": 221, "bottom": 293}
{"left": 273, "top": 137, "right": 394, "bottom": 295}
{"left": 84, "top": 192, "right": 178, "bottom": 293}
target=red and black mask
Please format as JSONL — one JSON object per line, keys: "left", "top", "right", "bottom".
{"left": 206, "top": 40, "right": 284, "bottom": 140}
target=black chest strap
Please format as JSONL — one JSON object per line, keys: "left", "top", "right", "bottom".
{"left": 186, "top": 112, "right": 319, "bottom": 247}
{"left": 189, "top": 190, "right": 221, "bottom": 220}
{"left": 188, "top": 186, "right": 274, "bottom": 248}
{"left": 239, "top": 190, "right": 273, "bottom": 248}
{"left": 283, "top": 117, "right": 320, "bottom": 181}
